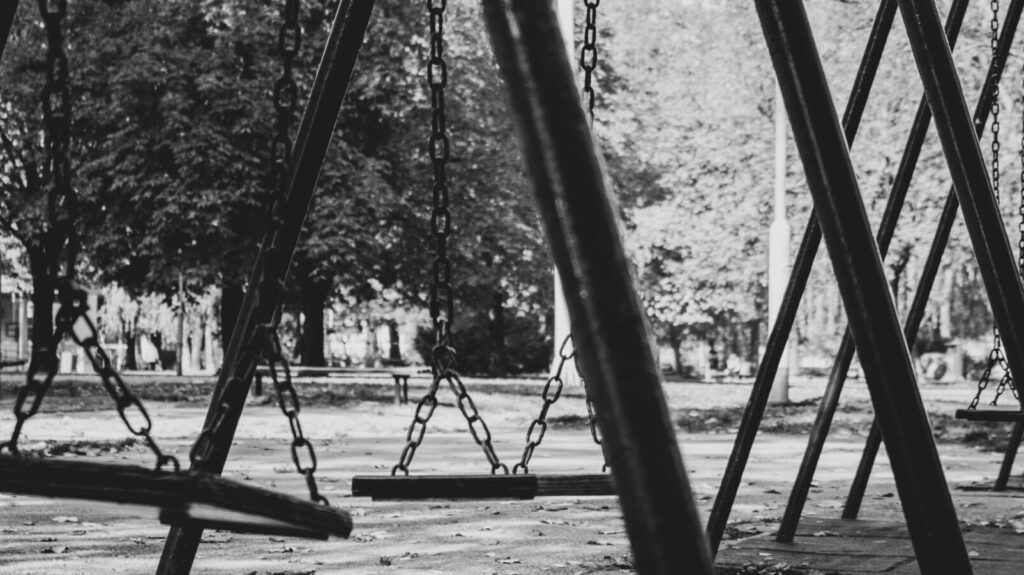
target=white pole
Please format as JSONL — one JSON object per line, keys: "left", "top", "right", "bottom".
{"left": 768, "top": 83, "right": 791, "bottom": 403}
{"left": 552, "top": 0, "right": 580, "bottom": 384}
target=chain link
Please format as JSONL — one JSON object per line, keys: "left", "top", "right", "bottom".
{"left": 513, "top": 335, "right": 606, "bottom": 474}
{"left": 579, "top": 0, "right": 600, "bottom": 125}
{"left": 3, "top": 2, "right": 176, "bottom": 471}
{"left": 391, "top": 0, "right": 507, "bottom": 476}
{"left": 187, "top": 0, "right": 330, "bottom": 505}
{"left": 509, "top": 0, "right": 607, "bottom": 473}
{"left": 970, "top": 0, "right": 1010, "bottom": 409}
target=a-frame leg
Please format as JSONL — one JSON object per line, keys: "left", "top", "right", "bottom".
{"left": 480, "top": 2, "right": 714, "bottom": 574}
{"left": 156, "top": 1, "right": 377, "bottom": 573}
{"left": 839, "top": 0, "right": 1024, "bottom": 518}
{"left": 994, "top": 421, "right": 1023, "bottom": 490}
{"left": 755, "top": 1, "right": 972, "bottom": 573}
{"left": 779, "top": 0, "right": 1024, "bottom": 538}
{"left": 0, "top": 0, "right": 17, "bottom": 63}
{"left": 704, "top": 0, "right": 898, "bottom": 554}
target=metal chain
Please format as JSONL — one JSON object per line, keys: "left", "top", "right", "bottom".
{"left": 509, "top": 0, "right": 607, "bottom": 473}
{"left": 513, "top": 334, "right": 607, "bottom": 474}
{"left": 38, "top": 0, "right": 77, "bottom": 282}
{"left": 971, "top": 0, "right": 1009, "bottom": 409}
{"left": 59, "top": 287, "right": 180, "bottom": 470}
{"left": 190, "top": 0, "right": 329, "bottom": 504}
{"left": 2, "top": 3, "right": 176, "bottom": 472}
{"left": 392, "top": 0, "right": 506, "bottom": 476}
{"left": 579, "top": 0, "right": 600, "bottom": 125}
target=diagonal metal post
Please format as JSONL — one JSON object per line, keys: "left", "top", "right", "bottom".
{"left": 896, "top": 0, "right": 1024, "bottom": 392}
{"left": 480, "top": 1, "right": 714, "bottom": 573}
{"left": 844, "top": 0, "right": 1024, "bottom": 520}
{"left": 755, "top": 1, "right": 972, "bottom": 572}
{"left": 706, "top": 0, "right": 898, "bottom": 554}
{"left": 0, "top": 0, "right": 17, "bottom": 63}
{"left": 778, "top": 0, "right": 1024, "bottom": 539}
{"left": 156, "top": 1, "right": 377, "bottom": 573}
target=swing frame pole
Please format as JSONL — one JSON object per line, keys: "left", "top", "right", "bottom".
{"left": 778, "top": 0, "right": 1024, "bottom": 539}
{"left": 706, "top": 0, "right": 898, "bottom": 554}
{"left": 755, "top": 1, "right": 972, "bottom": 572}
{"left": 481, "top": 1, "right": 714, "bottom": 572}
{"left": 157, "top": 1, "right": 377, "bottom": 572}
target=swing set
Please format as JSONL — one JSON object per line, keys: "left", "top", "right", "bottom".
{"left": 3, "top": 0, "right": 1024, "bottom": 574}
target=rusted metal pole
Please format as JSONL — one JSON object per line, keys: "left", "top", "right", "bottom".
{"left": 157, "top": 1, "right": 377, "bottom": 572}
{"left": 755, "top": 1, "right": 972, "bottom": 572}
{"left": 706, "top": 0, "right": 898, "bottom": 554}
{"left": 480, "top": 1, "right": 714, "bottom": 573}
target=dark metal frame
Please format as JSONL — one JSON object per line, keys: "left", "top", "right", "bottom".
{"left": 481, "top": 1, "right": 715, "bottom": 573}
{"left": 157, "top": 1, "right": 378, "bottom": 572}
{"left": 0, "top": 0, "right": 17, "bottom": 63}
{"left": 778, "top": 0, "right": 1024, "bottom": 539}
{"left": 707, "top": 0, "right": 900, "bottom": 553}
{"left": 754, "top": 1, "right": 975, "bottom": 571}
{"left": 710, "top": 0, "right": 1024, "bottom": 555}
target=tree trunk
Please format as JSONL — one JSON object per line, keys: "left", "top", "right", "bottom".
{"left": 488, "top": 289, "right": 507, "bottom": 377}
{"left": 387, "top": 320, "right": 402, "bottom": 362}
{"left": 668, "top": 326, "right": 683, "bottom": 374}
{"left": 748, "top": 320, "right": 760, "bottom": 364}
{"left": 219, "top": 279, "right": 243, "bottom": 357}
{"left": 364, "top": 318, "right": 378, "bottom": 367}
{"left": 122, "top": 315, "right": 137, "bottom": 371}
{"left": 299, "top": 275, "right": 330, "bottom": 367}
{"left": 26, "top": 246, "right": 55, "bottom": 367}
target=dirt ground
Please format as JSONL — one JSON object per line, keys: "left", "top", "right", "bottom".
{"left": 1, "top": 375, "right": 1022, "bottom": 574}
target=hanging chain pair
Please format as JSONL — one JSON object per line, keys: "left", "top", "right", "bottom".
{"left": 2, "top": 3, "right": 176, "bottom": 472}
{"left": 391, "top": 0, "right": 506, "bottom": 476}
{"left": 513, "top": 334, "right": 606, "bottom": 474}
{"left": 970, "top": 0, "right": 1015, "bottom": 409}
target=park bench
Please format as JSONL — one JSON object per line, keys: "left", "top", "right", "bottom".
{"left": 253, "top": 365, "right": 420, "bottom": 405}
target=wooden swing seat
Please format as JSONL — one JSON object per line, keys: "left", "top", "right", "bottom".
{"left": 954, "top": 408, "right": 1024, "bottom": 422}
{"left": 350, "top": 473, "right": 614, "bottom": 500}
{"left": 0, "top": 454, "right": 352, "bottom": 539}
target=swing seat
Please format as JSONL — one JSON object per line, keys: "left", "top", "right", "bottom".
{"left": 954, "top": 408, "right": 1024, "bottom": 422}
{"left": 350, "top": 473, "right": 614, "bottom": 500}
{"left": 0, "top": 454, "right": 352, "bottom": 539}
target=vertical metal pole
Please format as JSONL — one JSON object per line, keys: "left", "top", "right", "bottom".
{"left": 481, "top": 2, "right": 714, "bottom": 573}
{"left": 706, "top": 0, "right": 898, "bottom": 554}
{"left": 755, "top": 1, "right": 972, "bottom": 572}
{"left": 896, "top": 0, "right": 1024, "bottom": 389}
{"left": 842, "top": 0, "right": 1024, "bottom": 520}
{"left": 768, "top": 83, "right": 791, "bottom": 404}
{"left": 156, "top": 1, "right": 377, "bottom": 573}
{"left": 776, "top": 0, "right": 989, "bottom": 540}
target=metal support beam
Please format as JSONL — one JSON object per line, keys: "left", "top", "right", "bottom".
{"left": 706, "top": 0, "right": 898, "bottom": 554}
{"left": 838, "top": 0, "right": 1024, "bottom": 518}
{"left": 0, "top": 0, "right": 17, "bottom": 64}
{"left": 994, "top": 422, "right": 1023, "bottom": 490}
{"left": 755, "top": 1, "right": 972, "bottom": 573}
{"left": 480, "top": 2, "right": 714, "bottom": 573}
{"left": 897, "top": 0, "right": 1024, "bottom": 391}
{"left": 156, "top": 1, "right": 377, "bottom": 572}
{"left": 778, "top": 0, "right": 1024, "bottom": 539}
